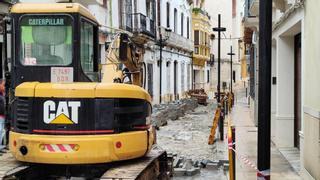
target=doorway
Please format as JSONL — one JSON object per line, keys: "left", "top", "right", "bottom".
{"left": 147, "top": 64, "right": 153, "bottom": 98}
{"left": 174, "top": 61, "right": 178, "bottom": 100}
{"left": 294, "top": 33, "right": 301, "bottom": 149}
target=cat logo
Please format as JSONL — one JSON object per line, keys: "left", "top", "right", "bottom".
{"left": 43, "top": 100, "right": 81, "bottom": 124}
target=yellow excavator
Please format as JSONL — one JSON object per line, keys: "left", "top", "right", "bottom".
{"left": 1, "top": 2, "right": 169, "bottom": 179}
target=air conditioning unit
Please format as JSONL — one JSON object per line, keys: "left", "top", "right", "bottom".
{"left": 252, "top": 31, "right": 258, "bottom": 45}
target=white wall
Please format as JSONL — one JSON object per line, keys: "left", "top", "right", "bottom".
{"left": 159, "top": 0, "right": 192, "bottom": 39}
{"left": 151, "top": 0, "right": 192, "bottom": 104}
{"left": 275, "top": 36, "right": 295, "bottom": 147}
{"left": 302, "top": 0, "right": 320, "bottom": 178}
{"left": 205, "top": 0, "right": 233, "bottom": 60}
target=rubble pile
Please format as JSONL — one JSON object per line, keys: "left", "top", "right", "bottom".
{"left": 152, "top": 98, "right": 198, "bottom": 128}
{"left": 187, "top": 89, "right": 208, "bottom": 105}
{"left": 168, "top": 153, "right": 229, "bottom": 177}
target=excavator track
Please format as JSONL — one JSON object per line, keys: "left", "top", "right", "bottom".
{"left": 101, "top": 149, "right": 171, "bottom": 180}
{"left": 0, "top": 149, "right": 171, "bottom": 180}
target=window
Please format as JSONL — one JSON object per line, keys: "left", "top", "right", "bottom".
{"left": 205, "top": 32, "right": 207, "bottom": 45}
{"left": 20, "top": 15, "right": 73, "bottom": 66}
{"left": 181, "top": 64, "right": 185, "bottom": 90}
{"left": 146, "top": 0, "right": 154, "bottom": 19}
{"left": 181, "top": 13, "right": 184, "bottom": 36}
{"left": 187, "top": 17, "right": 190, "bottom": 39}
{"left": 80, "top": 20, "right": 95, "bottom": 80}
{"left": 194, "top": 30, "right": 199, "bottom": 45}
{"left": 174, "top": 8, "right": 177, "bottom": 33}
{"left": 195, "top": 47, "right": 199, "bottom": 54}
{"left": 207, "top": 70, "right": 210, "bottom": 83}
{"left": 120, "top": 0, "right": 133, "bottom": 30}
{"left": 166, "top": 2, "right": 170, "bottom": 28}
{"left": 103, "top": 0, "right": 107, "bottom": 8}
{"left": 201, "top": 31, "right": 204, "bottom": 44}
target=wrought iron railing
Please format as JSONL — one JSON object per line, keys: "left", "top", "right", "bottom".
{"left": 129, "top": 13, "right": 156, "bottom": 38}
{"left": 244, "top": 0, "right": 256, "bottom": 18}
{"left": 160, "top": 27, "right": 193, "bottom": 52}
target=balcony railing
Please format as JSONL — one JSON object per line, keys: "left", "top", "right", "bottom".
{"left": 244, "top": 0, "right": 259, "bottom": 17}
{"left": 126, "top": 13, "right": 156, "bottom": 38}
{"left": 160, "top": 27, "right": 193, "bottom": 52}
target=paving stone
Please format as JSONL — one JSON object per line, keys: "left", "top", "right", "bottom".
{"left": 173, "top": 156, "right": 182, "bottom": 168}
{"left": 173, "top": 168, "right": 186, "bottom": 177}
{"left": 185, "top": 167, "right": 200, "bottom": 176}
{"left": 182, "top": 159, "right": 193, "bottom": 170}
{"left": 223, "top": 163, "right": 229, "bottom": 171}
{"left": 206, "top": 162, "right": 219, "bottom": 170}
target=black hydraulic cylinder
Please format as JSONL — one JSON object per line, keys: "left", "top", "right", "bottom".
{"left": 257, "top": 0, "right": 272, "bottom": 179}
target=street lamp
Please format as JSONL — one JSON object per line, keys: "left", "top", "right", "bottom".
{"left": 227, "top": 46, "right": 235, "bottom": 93}
{"left": 213, "top": 14, "right": 226, "bottom": 104}
{"left": 213, "top": 14, "right": 226, "bottom": 142}
{"left": 158, "top": 27, "right": 172, "bottom": 104}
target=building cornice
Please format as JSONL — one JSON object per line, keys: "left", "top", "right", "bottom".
{"left": 272, "top": 0, "right": 304, "bottom": 31}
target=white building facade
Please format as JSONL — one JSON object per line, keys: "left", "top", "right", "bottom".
{"left": 152, "top": 0, "right": 193, "bottom": 104}
{"left": 205, "top": 0, "right": 242, "bottom": 92}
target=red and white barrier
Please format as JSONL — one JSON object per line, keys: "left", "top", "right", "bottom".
{"left": 44, "top": 144, "right": 76, "bottom": 153}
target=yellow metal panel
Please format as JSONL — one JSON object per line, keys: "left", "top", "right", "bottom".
{"left": 96, "top": 83, "right": 152, "bottom": 103}
{"left": 10, "top": 3, "right": 98, "bottom": 23}
{"left": 35, "top": 83, "right": 97, "bottom": 98}
{"left": 15, "top": 82, "right": 40, "bottom": 97}
{"left": 10, "top": 130, "right": 151, "bottom": 164}
{"left": 17, "top": 82, "right": 151, "bottom": 102}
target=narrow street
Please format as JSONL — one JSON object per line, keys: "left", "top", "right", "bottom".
{"left": 0, "top": 0, "right": 319, "bottom": 179}
{"left": 156, "top": 85, "right": 302, "bottom": 179}
{"left": 157, "top": 100, "right": 229, "bottom": 179}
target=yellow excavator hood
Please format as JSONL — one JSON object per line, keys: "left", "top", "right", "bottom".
{"left": 15, "top": 82, "right": 152, "bottom": 103}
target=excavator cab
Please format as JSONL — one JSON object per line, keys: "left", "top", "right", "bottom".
{"left": 10, "top": 3, "right": 100, "bottom": 89}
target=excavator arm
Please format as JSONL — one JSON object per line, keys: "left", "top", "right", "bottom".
{"left": 102, "top": 33, "right": 145, "bottom": 88}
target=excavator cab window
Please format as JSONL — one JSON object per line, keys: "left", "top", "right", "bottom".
{"left": 10, "top": 12, "right": 100, "bottom": 86}
{"left": 80, "top": 19, "right": 97, "bottom": 81}
{"left": 20, "top": 15, "right": 73, "bottom": 66}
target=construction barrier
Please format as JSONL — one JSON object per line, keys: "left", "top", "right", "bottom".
{"left": 228, "top": 118, "right": 236, "bottom": 180}
{"left": 208, "top": 107, "right": 221, "bottom": 145}
{"left": 209, "top": 91, "right": 234, "bottom": 144}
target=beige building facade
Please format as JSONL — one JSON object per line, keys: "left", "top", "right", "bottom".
{"left": 244, "top": 0, "right": 319, "bottom": 179}
{"left": 302, "top": 0, "right": 320, "bottom": 178}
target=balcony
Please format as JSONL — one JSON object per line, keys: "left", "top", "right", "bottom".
{"left": 243, "top": 0, "right": 259, "bottom": 28}
{"left": 124, "top": 13, "right": 156, "bottom": 44}
{"left": 159, "top": 27, "right": 193, "bottom": 52}
{"left": 192, "top": 8, "right": 211, "bottom": 20}
{"left": 249, "top": 0, "right": 259, "bottom": 16}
